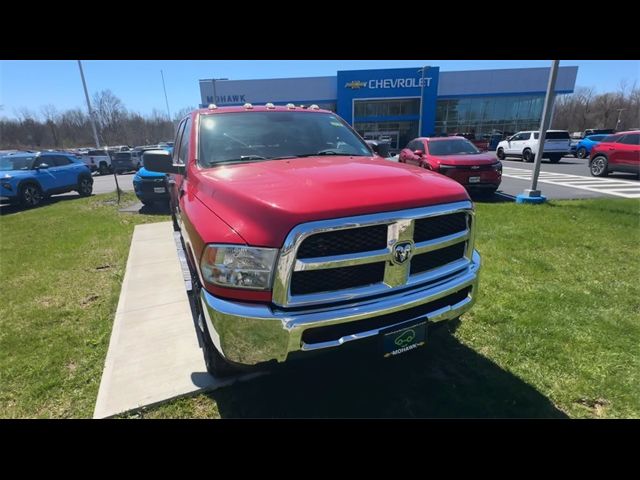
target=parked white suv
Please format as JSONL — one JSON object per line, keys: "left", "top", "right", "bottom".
{"left": 81, "top": 149, "right": 113, "bottom": 174}
{"left": 496, "top": 130, "right": 571, "bottom": 163}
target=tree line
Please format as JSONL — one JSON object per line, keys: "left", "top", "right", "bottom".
{"left": 552, "top": 81, "right": 639, "bottom": 133}
{"left": 0, "top": 90, "right": 194, "bottom": 150}
{"left": 1, "top": 84, "right": 639, "bottom": 150}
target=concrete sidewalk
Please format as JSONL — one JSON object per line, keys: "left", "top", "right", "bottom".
{"left": 93, "top": 222, "right": 254, "bottom": 418}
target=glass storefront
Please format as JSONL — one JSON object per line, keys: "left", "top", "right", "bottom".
{"left": 351, "top": 94, "right": 546, "bottom": 149}
{"left": 435, "top": 94, "right": 545, "bottom": 138}
{"left": 354, "top": 121, "right": 419, "bottom": 150}
{"left": 353, "top": 98, "right": 421, "bottom": 149}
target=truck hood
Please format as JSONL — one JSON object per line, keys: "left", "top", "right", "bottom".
{"left": 432, "top": 152, "right": 498, "bottom": 166}
{"left": 194, "top": 156, "right": 470, "bottom": 247}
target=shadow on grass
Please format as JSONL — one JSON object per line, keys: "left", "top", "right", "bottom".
{"left": 138, "top": 202, "right": 171, "bottom": 215}
{"left": 469, "top": 191, "right": 515, "bottom": 204}
{"left": 0, "top": 193, "right": 83, "bottom": 216}
{"left": 206, "top": 322, "right": 567, "bottom": 418}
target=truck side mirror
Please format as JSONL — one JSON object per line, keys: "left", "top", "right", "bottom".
{"left": 143, "top": 149, "right": 183, "bottom": 174}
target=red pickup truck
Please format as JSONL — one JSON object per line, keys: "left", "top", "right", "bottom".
{"left": 144, "top": 104, "right": 481, "bottom": 376}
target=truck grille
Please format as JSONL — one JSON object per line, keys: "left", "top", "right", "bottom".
{"left": 291, "top": 262, "right": 385, "bottom": 295}
{"left": 274, "top": 201, "right": 475, "bottom": 307}
{"left": 410, "top": 242, "right": 467, "bottom": 275}
{"left": 414, "top": 212, "right": 467, "bottom": 242}
{"left": 297, "top": 224, "right": 387, "bottom": 258}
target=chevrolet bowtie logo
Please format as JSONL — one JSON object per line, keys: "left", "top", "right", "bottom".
{"left": 345, "top": 80, "right": 367, "bottom": 89}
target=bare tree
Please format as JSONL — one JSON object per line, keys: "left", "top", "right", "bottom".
{"left": 41, "top": 105, "right": 60, "bottom": 147}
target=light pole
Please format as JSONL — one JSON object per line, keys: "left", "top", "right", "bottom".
{"left": 77, "top": 60, "right": 101, "bottom": 148}
{"left": 517, "top": 60, "right": 560, "bottom": 204}
{"left": 418, "top": 66, "right": 429, "bottom": 136}
{"left": 160, "top": 69, "right": 172, "bottom": 122}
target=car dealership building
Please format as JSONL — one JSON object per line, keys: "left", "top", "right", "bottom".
{"left": 199, "top": 66, "right": 578, "bottom": 150}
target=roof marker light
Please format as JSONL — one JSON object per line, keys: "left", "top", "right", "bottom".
{"left": 286, "top": 103, "right": 296, "bottom": 109}
{"left": 243, "top": 103, "right": 253, "bottom": 109}
{"left": 208, "top": 104, "right": 217, "bottom": 109}
{"left": 265, "top": 103, "right": 275, "bottom": 109}
{"left": 309, "top": 104, "right": 320, "bottom": 110}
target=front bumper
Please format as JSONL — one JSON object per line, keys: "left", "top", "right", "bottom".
{"left": 200, "top": 250, "right": 481, "bottom": 366}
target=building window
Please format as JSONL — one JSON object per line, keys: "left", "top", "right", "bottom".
{"left": 354, "top": 98, "right": 421, "bottom": 119}
{"left": 435, "top": 94, "right": 546, "bottom": 138}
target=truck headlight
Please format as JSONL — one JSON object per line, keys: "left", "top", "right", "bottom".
{"left": 200, "top": 245, "right": 278, "bottom": 290}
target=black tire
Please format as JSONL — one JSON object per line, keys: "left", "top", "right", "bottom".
{"left": 201, "top": 317, "right": 240, "bottom": 377}
{"left": 19, "top": 182, "right": 44, "bottom": 208}
{"left": 190, "top": 274, "right": 240, "bottom": 378}
{"left": 590, "top": 155, "right": 609, "bottom": 177}
{"left": 522, "top": 149, "right": 535, "bottom": 163}
{"left": 549, "top": 155, "right": 562, "bottom": 164}
{"left": 77, "top": 175, "right": 93, "bottom": 196}
{"left": 576, "top": 147, "right": 588, "bottom": 159}
{"left": 99, "top": 162, "right": 109, "bottom": 175}
{"left": 171, "top": 205, "right": 180, "bottom": 232}
{"left": 496, "top": 148, "right": 505, "bottom": 160}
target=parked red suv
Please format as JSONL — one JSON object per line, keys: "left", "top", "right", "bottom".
{"left": 399, "top": 136, "right": 502, "bottom": 195}
{"left": 589, "top": 130, "right": 640, "bottom": 177}
{"left": 143, "top": 105, "right": 481, "bottom": 376}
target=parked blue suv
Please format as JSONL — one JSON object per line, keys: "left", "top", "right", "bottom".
{"left": 0, "top": 152, "right": 93, "bottom": 207}
{"left": 133, "top": 146, "right": 173, "bottom": 206}
{"left": 573, "top": 134, "right": 608, "bottom": 159}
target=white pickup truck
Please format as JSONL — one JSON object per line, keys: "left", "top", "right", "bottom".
{"left": 496, "top": 130, "right": 571, "bottom": 163}
{"left": 81, "top": 149, "right": 113, "bottom": 174}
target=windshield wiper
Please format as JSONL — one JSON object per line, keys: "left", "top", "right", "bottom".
{"left": 210, "top": 156, "right": 270, "bottom": 166}
{"left": 294, "top": 151, "right": 369, "bottom": 157}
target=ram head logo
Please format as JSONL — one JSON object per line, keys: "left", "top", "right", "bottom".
{"left": 393, "top": 242, "right": 413, "bottom": 265}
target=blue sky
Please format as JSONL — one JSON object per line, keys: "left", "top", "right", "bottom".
{"left": 1, "top": 60, "right": 638, "bottom": 119}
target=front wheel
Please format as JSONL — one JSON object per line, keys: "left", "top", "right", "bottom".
{"left": 522, "top": 149, "right": 535, "bottom": 163}
{"left": 77, "top": 176, "right": 93, "bottom": 196}
{"left": 496, "top": 148, "right": 505, "bottom": 160}
{"left": 590, "top": 155, "right": 609, "bottom": 177}
{"left": 19, "top": 183, "right": 43, "bottom": 208}
{"left": 576, "top": 147, "right": 588, "bottom": 159}
{"left": 549, "top": 155, "right": 562, "bottom": 164}
{"left": 191, "top": 276, "right": 242, "bottom": 378}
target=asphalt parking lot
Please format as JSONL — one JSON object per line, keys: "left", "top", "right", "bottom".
{"left": 389, "top": 154, "right": 640, "bottom": 200}
{"left": 498, "top": 156, "right": 640, "bottom": 199}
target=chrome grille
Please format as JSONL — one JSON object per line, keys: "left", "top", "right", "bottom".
{"left": 273, "top": 201, "right": 475, "bottom": 308}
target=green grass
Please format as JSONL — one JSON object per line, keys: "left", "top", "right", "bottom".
{"left": 0, "top": 193, "right": 169, "bottom": 418}
{"left": 137, "top": 198, "right": 640, "bottom": 419}
{"left": 2, "top": 196, "right": 639, "bottom": 418}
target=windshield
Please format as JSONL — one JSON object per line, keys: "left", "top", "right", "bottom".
{"left": 428, "top": 139, "right": 480, "bottom": 156}
{"left": 198, "top": 111, "right": 372, "bottom": 166}
{"left": 0, "top": 156, "right": 34, "bottom": 171}
{"left": 588, "top": 135, "right": 607, "bottom": 141}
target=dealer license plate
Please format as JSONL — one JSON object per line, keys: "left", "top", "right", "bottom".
{"left": 153, "top": 187, "right": 166, "bottom": 193}
{"left": 469, "top": 176, "right": 481, "bottom": 183}
{"left": 381, "top": 319, "right": 427, "bottom": 358}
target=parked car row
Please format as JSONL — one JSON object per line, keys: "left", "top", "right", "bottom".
{"left": 0, "top": 151, "right": 93, "bottom": 207}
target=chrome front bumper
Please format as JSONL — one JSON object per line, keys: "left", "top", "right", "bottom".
{"left": 200, "top": 250, "right": 481, "bottom": 366}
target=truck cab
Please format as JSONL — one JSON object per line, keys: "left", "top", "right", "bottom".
{"left": 143, "top": 104, "right": 481, "bottom": 376}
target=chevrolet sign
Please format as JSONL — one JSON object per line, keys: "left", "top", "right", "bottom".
{"left": 345, "top": 78, "right": 433, "bottom": 90}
